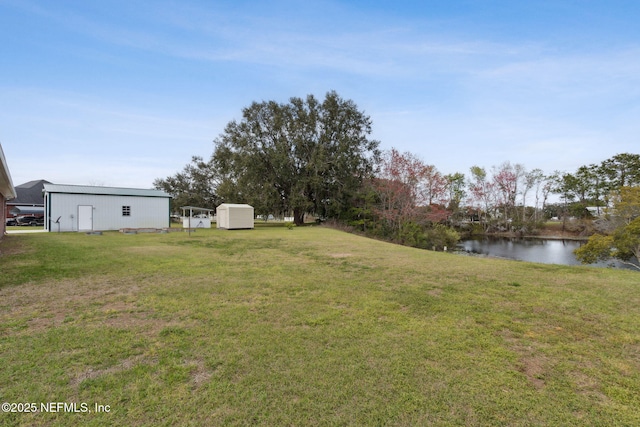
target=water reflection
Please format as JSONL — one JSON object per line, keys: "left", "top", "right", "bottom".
{"left": 458, "top": 237, "right": 638, "bottom": 270}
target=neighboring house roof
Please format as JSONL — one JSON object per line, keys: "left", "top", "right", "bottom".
{"left": 17, "top": 179, "right": 51, "bottom": 189}
{"left": 9, "top": 179, "right": 51, "bottom": 206}
{"left": 43, "top": 183, "right": 171, "bottom": 198}
{"left": 10, "top": 206, "right": 45, "bottom": 215}
{"left": 0, "top": 143, "right": 16, "bottom": 200}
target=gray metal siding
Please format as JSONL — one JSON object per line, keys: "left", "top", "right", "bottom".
{"left": 47, "top": 193, "right": 169, "bottom": 232}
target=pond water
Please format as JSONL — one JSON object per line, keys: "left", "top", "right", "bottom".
{"left": 457, "top": 237, "right": 639, "bottom": 270}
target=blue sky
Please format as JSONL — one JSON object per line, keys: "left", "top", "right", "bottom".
{"left": 1, "top": 0, "right": 639, "bottom": 188}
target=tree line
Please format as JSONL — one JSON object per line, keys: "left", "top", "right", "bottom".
{"left": 154, "top": 91, "right": 640, "bottom": 251}
{"left": 574, "top": 186, "right": 640, "bottom": 270}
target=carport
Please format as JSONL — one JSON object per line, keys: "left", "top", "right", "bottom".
{"left": 181, "top": 206, "right": 214, "bottom": 236}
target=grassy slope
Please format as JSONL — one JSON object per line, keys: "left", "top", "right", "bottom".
{"left": 0, "top": 226, "right": 639, "bottom": 426}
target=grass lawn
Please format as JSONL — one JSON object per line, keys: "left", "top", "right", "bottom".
{"left": 1, "top": 225, "right": 639, "bottom": 426}
{"left": 5, "top": 226, "right": 45, "bottom": 231}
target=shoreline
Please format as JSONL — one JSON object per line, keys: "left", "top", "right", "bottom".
{"left": 467, "top": 231, "right": 590, "bottom": 242}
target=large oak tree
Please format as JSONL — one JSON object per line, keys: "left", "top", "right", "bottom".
{"left": 212, "top": 91, "right": 380, "bottom": 225}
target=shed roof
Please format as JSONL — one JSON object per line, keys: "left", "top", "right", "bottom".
{"left": 43, "top": 183, "right": 170, "bottom": 198}
{"left": 217, "top": 203, "right": 253, "bottom": 209}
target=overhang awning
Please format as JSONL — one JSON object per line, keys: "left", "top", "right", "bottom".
{"left": 10, "top": 206, "right": 44, "bottom": 215}
{"left": 180, "top": 206, "right": 214, "bottom": 217}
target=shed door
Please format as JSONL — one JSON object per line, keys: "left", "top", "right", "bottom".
{"left": 78, "top": 205, "right": 93, "bottom": 231}
{"left": 217, "top": 209, "right": 226, "bottom": 228}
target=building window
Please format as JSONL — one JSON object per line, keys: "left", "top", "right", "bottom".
{"left": 122, "top": 206, "right": 131, "bottom": 216}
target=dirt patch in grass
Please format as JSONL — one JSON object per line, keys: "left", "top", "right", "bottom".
{"left": 0, "top": 275, "right": 150, "bottom": 335}
{"left": 184, "top": 358, "right": 214, "bottom": 389}
{"left": 1, "top": 276, "right": 141, "bottom": 305}
{"left": 124, "top": 245, "right": 181, "bottom": 254}
{"left": 0, "top": 234, "right": 30, "bottom": 257}
{"left": 100, "top": 302, "right": 164, "bottom": 331}
{"left": 571, "top": 370, "right": 610, "bottom": 403}
{"left": 27, "top": 311, "right": 69, "bottom": 331}
{"left": 500, "top": 329, "right": 549, "bottom": 389}
{"left": 427, "top": 288, "right": 443, "bottom": 297}
{"left": 517, "top": 351, "right": 548, "bottom": 389}
{"left": 329, "top": 253, "right": 352, "bottom": 258}
{"left": 70, "top": 354, "right": 151, "bottom": 387}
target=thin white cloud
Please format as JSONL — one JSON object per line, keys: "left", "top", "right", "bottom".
{"left": 0, "top": 87, "right": 221, "bottom": 187}
{"left": 3, "top": 0, "right": 639, "bottom": 189}
{"left": 2, "top": 0, "right": 528, "bottom": 78}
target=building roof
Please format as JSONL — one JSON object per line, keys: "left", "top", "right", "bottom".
{"left": 16, "top": 179, "right": 51, "bottom": 189}
{"left": 10, "top": 206, "right": 45, "bottom": 215}
{"left": 43, "top": 183, "right": 171, "bottom": 198}
{"left": 9, "top": 179, "right": 51, "bottom": 206}
{"left": 181, "top": 206, "right": 214, "bottom": 212}
{"left": 0, "top": 143, "right": 16, "bottom": 200}
{"left": 217, "top": 203, "right": 253, "bottom": 209}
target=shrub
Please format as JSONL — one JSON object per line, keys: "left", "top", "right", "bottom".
{"left": 423, "top": 224, "right": 460, "bottom": 251}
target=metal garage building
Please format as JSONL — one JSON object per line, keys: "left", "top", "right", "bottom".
{"left": 44, "top": 184, "right": 171, "bottom": 232}
{"left": 216, "top": 203, "right": 254, "bottom": 229}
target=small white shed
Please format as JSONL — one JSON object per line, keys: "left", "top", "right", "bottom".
{"left": 216, "top": 203, "right": 254, "bottom": 229}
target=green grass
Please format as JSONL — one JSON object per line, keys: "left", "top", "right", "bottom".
{"left": 1, "top": 225, "right": 639, "bottom": 426}
{"left": 5, "top": 225, "right": 44, "bottom": 231}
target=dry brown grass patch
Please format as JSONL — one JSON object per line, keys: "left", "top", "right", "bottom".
{"left": 0, "top": 234, "right": 30, "bottom": 257}
{"left": 69, "top": 354, "right": 151, "bottom": 387}
{"left": 329, "top": 253, "right": 352, "bottom": 258}
{"left": 0, "top": 275, "right": 150, "bottom": 335}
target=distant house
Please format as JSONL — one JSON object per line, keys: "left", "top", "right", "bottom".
{"left": 0, "top": 144, "right": 17, "bottom": 238}
{"left": 6, "top": 179, "right": 50, "bottom": 220}
{"left": 585, "top": 206, "right": 607, "bottom": 218}
{"left": 44, "top": 184, "right": 171, "bottom": 232}
{"left": 216, "top": 203, "right": 254, "bottom": 230}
